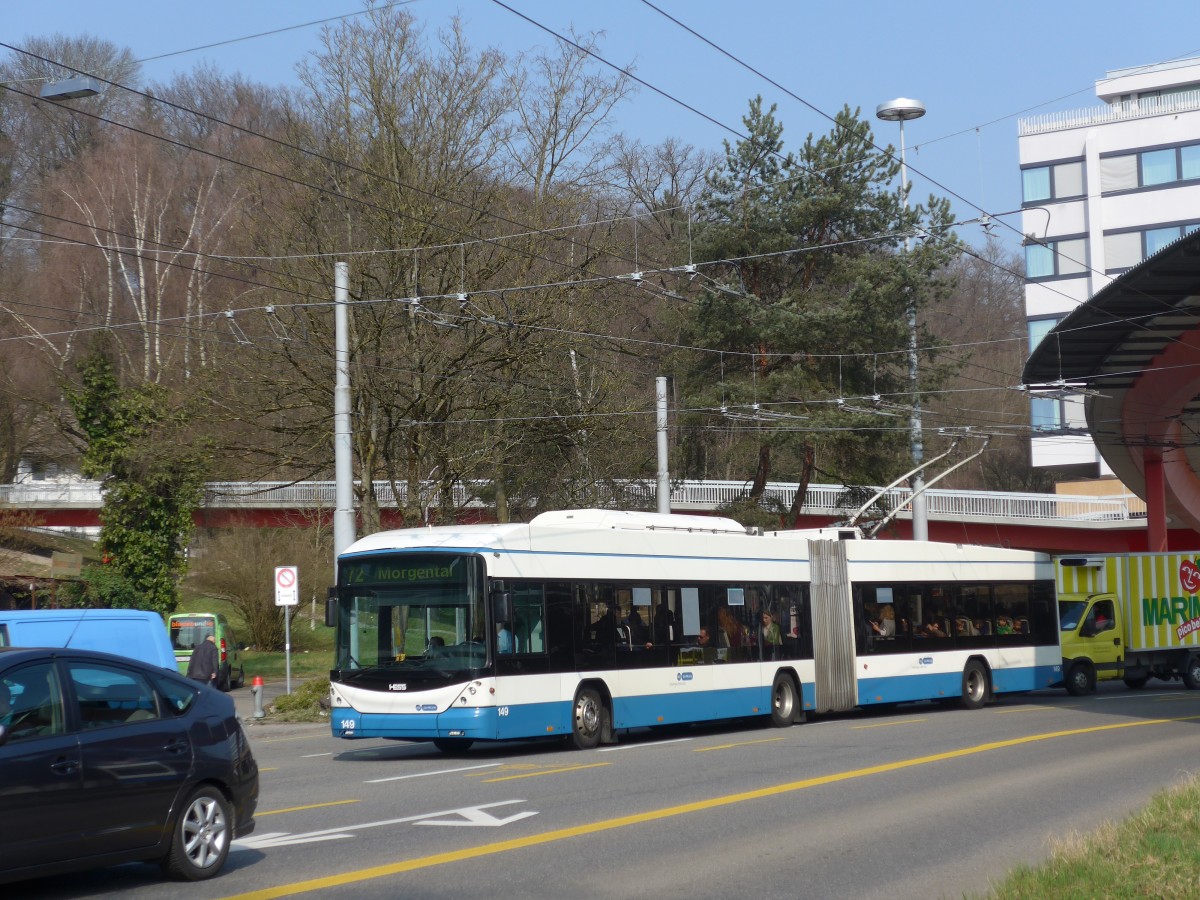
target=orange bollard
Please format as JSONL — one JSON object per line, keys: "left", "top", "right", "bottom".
{"left": 250, "top": 675, "right": 266, "bottom": 718}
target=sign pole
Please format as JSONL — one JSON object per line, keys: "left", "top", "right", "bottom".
{"left": 274, "top": 566, "right": 300, "bottom": 695}
{"left": 284, "top": 606, "right": 292, "bottom": 695}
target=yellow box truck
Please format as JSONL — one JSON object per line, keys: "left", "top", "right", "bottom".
{"left": 1056, "top": 553, "right": 1200, "bottom": 695}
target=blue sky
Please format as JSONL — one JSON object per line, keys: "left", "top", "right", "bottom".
{"left": 12, "top": 0, "right": 1200, "bottom": 252}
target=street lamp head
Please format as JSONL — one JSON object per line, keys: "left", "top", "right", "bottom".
{"left": 39, "top": 76, "right": 101, "bottom": 101}
{"left": 875, "top": 98, "right": 926, "bottom": 122}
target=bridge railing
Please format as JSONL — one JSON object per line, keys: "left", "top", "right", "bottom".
{"left": 0, "top": 478, "right": 1145, "bottom": 524}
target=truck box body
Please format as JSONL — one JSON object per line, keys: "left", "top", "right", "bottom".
{"left": 1056, "top": 552, "right": 1200, "bottom": 693}
{"left": 0, "top": 609, "right": 177, "bottom": 670}
{"left": 1058, "top": 553, "right": 1200, "bottom": 652}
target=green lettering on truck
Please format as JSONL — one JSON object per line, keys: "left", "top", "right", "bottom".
{"left": 1172, "top": 597, "right": 1189, "bottom": 624}
{"left": 1143, "top": 598, "right": 1158, "bottom": 627}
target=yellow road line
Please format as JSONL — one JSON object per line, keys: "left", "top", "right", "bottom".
{"left": 222, "top": 713, "right": 1200, "bottom": 900}
{"left": 256, "top": 799, "right": 361, "bottom": 817}
{"left": 694, "top": 737, "right": 786, "bottom": 750}
{"left": 482, "top": 762, "right": 610, "bottom": 782}
{"left": 850, "top": 718, "right": 927, "bottom": 730}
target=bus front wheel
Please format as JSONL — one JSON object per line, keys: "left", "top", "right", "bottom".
{"left": 770, "top": 675, "right": 798, "bottom": 727}
{"left": 572, "top": 687, "right": 606, "bottom": 750}
{"left": 960, "top": 660, "right": 989, "bottom": 710}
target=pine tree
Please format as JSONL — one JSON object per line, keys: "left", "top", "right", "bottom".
{"left": 676, "top": 98, "right": 960, "bottom": 524}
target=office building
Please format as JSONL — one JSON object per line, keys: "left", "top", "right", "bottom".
{"left": 1020, "top": 57, "right": 1200, "bottom": 476}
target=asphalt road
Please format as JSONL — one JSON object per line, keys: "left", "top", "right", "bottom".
{"left": 13, "top": 682, "right": 1200, "bottom": 900}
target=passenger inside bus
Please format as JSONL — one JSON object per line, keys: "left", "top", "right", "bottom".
{"left": 879, "top": 604, "right": 896, "bottom": 636}
{"left": 496, "top": 621, "right": 514, "bottom": 654}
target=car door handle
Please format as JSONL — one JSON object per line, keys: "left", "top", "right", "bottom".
{"left": 50, "top": 757, "right": 79, "bottom": 775}
{"left": 164, "top": 739, "right": 190, "bottom": 755}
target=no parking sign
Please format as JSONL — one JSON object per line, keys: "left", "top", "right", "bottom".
{"left": 274, "top": 566, "right": 299, "bottom": 607}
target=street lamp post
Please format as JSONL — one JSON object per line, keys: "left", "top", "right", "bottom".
{"left": 876, "top": 97, "right": 928, "bottom": 542}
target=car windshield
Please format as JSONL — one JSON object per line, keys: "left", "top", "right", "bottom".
{"left": 333, "top": 554, "right": 485, "bottom": 671}
{"left": 1059, "top": 600, "right": 1088, "bottom": 631}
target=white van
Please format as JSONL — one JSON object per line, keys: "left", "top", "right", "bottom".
{"left": 0, "top": 609, "right": 177, "bottom": 670}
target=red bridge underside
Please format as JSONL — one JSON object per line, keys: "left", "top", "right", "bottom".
{"left": 21, "top": 508, "right": 1191, "bottom": 555}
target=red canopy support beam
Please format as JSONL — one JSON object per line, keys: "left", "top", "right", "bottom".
{"left": 1143, "top": 448, "right": 1168, "bottom": 552}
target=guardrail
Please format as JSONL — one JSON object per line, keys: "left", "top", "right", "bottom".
{"left": 0, "top": 478, "right": 1145, "bottom": 524}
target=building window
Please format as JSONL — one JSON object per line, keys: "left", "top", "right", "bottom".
{"left": 1022, "top": 161, "right": 1084, "bottom": 204}
{"left": 1028, "top": 317, "right": 1065, "bottom": 432}
{"left": 1024, "top": 238, "right": 1087, "bottom": 280}
{"left": 1182, "top": 145, "right": 1200, "bottom": 181}
{"left": 1022, "top": 167, "right": 1051, "bottom": 203}
{"left": 1141, "top": 148, "right": 1178, "bottom": 185}
{"left": 1104, "top": 224, "right": 1200, "bottom": 272}
{"left": 1103, "top": 141, "right": 1200, "bottom": 193}
{"left": 1027, "top": 318, "right": 1060, "bottom": 356}
{"left": 1145, "top": 226, "right": 1181, "bottom": 256}
{"left": 1031, "top": 395, "right": 1063, "bottom": 432}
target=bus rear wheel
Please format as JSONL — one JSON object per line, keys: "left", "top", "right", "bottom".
{"left": 572, "top": 687, "right": 606, "bottom": 750}
{"left": 960, "top": 660, "right": 989, "bottom": 710}
{"left": 770, "top": 675, "right": 798, "bottom": 727}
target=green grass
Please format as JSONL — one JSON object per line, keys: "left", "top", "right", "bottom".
{"left": 242, "top": 648, "right": 332, "bottom": 681}
{"left": 978, "top": 775, "right": 1200, "bottom": 899}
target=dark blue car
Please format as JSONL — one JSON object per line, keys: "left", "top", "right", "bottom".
{"left": 0, "top": 646, "right": 258, "bottom": 884}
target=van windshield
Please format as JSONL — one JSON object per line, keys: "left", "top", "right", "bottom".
{"left": 170, "top": 616, "right": 214, "bottom": 651}
{"left": 1058, "top": 600, "right": 1088, "bottom": 632}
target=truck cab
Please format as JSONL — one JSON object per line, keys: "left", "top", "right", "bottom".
{"left": 1059, "top": 592, "right": 1123, "bottom": 695}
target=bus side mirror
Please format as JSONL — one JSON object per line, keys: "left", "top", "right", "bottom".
{"left": 491, "top": 590, "right": 512, "bottom": 623}
{"left": 325, "top": 587, "right": 338, "bottom": 628}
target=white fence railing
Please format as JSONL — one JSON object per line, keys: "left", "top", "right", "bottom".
{"left": 1019, "top": 90, "right": 1200, "bottom": 136}
{"left": 0, "top": 479, "right": 1145, "bottom": 525}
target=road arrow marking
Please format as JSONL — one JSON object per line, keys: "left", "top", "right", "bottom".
{"left": 232, "top": 801, "right": 536, "bottom": 851}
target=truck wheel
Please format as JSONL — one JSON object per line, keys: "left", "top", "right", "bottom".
{"left": 1183, "top": 656, "right": 1200, "bottom": 690}
{"left": 1065, "top": 661, "right": 1094, "bottom": 696}
{"left": 1122, "top": 674, "right": 1148, "bottom": 689}
{"left": 960, "top": 660, "right": 989, "bottom": 710}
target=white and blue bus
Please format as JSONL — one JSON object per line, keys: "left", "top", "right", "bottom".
{"left": 326, "top": 509, "right": 1060, "bottom": 751}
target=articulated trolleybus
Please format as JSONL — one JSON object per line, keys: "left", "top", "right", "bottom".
{"left": 326, "top": 509, "right": 1059, "bottom": 751}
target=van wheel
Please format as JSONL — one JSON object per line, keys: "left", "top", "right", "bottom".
{"left": 960, "top": 660, "right": 989, "bottom": 710}
{"left": 770, "top": 675, "right": 798, "bottom": 727}
{"left": 217, "top": 667, "right": 231, "bottom": 692}
{"left": 1183, "top": 656, "right": 1200, "bottom": 690}
{"left": 1065, "top": 661, "right": 1094, "bottom": 696}
{"left": 161, "top": 786, "right": 231, "bottom": 881}
{"left": 571, "top": 687, "right": 606, "bottom": 750}
{"left": 233, "top": 666, "right": 245, "bottom": 690}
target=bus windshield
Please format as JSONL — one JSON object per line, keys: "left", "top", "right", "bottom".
{"left": 333, "top": 554, "right": 486, "bottom": 672}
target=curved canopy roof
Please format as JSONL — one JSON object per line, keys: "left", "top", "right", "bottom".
{"left": 1023, "top": 229, "right": 1200, "bottom": 533}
